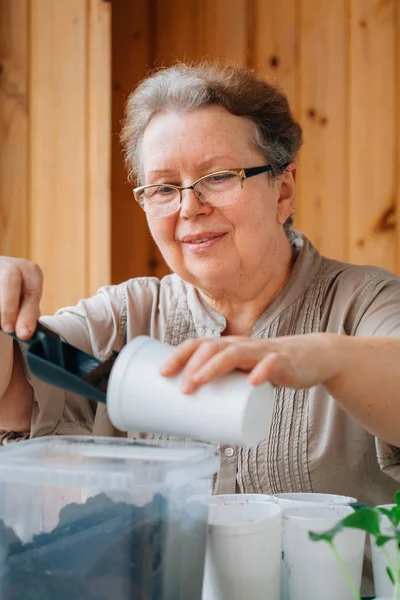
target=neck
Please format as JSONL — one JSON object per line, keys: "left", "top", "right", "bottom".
{"left": 201, "top": 240, "right": 295, "bottom": 336}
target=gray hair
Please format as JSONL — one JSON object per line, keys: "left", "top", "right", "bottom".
{"left": 121, "top": 62, "right": 303, "bottom": 239}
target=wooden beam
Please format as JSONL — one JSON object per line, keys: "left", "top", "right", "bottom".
{"left": 296, "top": 0, "right": 348, "bottom": 260}
{"left": 348, "top": 0, "right": 397, "bottom": 270}
{"left": 111, "top": 0, "right": 154, "bottom": 284}
{"left": 396, "top": 0, "right": 400, "bottom": 273}
{"left": 195, "top": 0, "right": 248, "bottom": 66}
{"left": 0, "top": 0, "right": 29, "bottom": 259}
{"left": 87, "top": 0, "right": 111, "bottom": 295}
{"left": 250, "top": 0, "right": 299, "bottom": 115}
{"left": 30, "top": 0, "right": 88, "bottom": 314}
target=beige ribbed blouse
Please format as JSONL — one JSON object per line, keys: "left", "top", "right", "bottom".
{"left": 12, "top": 234, "right": 400, "bottom": 506}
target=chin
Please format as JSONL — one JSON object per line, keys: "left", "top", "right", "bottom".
{"left": 181, "top": 263, "right": 235, "bottom": 289}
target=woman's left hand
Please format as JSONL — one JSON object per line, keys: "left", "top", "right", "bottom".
{"left": 160, "top": 333, "right": 342, "bottom": 393}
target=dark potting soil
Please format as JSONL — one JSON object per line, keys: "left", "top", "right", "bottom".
{"left": 0, "top": 493, "right": 168, "bottom": 600}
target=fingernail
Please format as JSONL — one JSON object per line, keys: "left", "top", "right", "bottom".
{"left": 2, "top": 324, "right": 14, "bottom": 334}
{"left": 19, "top": 327, "right": 31, "bottom": 338}
{"left": 181, "top": 381, "right": 193, "bottom": 394}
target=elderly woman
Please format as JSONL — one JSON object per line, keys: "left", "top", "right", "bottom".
{"left": 1, "top": 62, "right": 400, "bottom": 506}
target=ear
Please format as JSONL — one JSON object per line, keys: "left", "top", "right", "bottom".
{"left": 276, "top": 163, "right": 296, "bottom": 225}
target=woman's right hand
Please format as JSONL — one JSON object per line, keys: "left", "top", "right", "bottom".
{"left": 0, "top": 257, "right": 43, "bottom": 339}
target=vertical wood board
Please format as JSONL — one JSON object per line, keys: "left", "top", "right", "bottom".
{"left": 0, "top": 0, "right": 29, "bottom": 258}
{"left": 30, "top": 0, "right": 88, "bottom": 314}
{"left": 348, "top": 0, "right": 397, "bottom": 270}
{"left": 251, "top": 0, "right": 299, "bottom": 115}
{"left": 87, "top": 0, "right": 111, "bottom": 295}
{"left": 111, "top": 0, "right": 154, "bottom": 284}
{"left": 296, "top": 0, "right": 348, "bottom": 260}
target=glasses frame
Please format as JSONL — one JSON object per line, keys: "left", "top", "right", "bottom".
{"left": 133, "top": 164, "right": 282, "bottom": 217}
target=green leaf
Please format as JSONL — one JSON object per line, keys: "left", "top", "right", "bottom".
{"left": 378, "top": 505, "right": 400, "bottom": 527}
{"left": 391, "top": 506, "right": 400, "bottom": 526}
{"left": 386, "top": 566, "right": 395, "bottom": 585}
{"left": 376, "top": 534, "right": 395, "bottom": 547}
{"left": 350, "top": 502, "right": 374, "bottom": 511}
{"left": 309, "top": 523, "right": 343, "bottom": 544}
{"left": 378, "top": 507, "right": 393, "bottom": 518}
{"left": 394, "top": 490, "right": 400, "bottom": 507}
{"left": 341, "top": 508, "right": 381, "bottom": 536}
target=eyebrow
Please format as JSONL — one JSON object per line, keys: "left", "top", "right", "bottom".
{"left": 147, "top": 155, "right": 240, "bottom": 177}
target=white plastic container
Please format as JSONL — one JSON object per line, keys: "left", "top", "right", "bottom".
{"left": 371, "top": 504, "right": 396, "bottom": 598}
{"left": 203, "top": 494, "right": 282, "bottom": 600}
{"left": 273, "top": 492, "right": 357, "bottom": 509}
{"left": 107, "top": 335, "right": 276, "bottom": 446}
{"left": 0, "top": 435, "right": 219, "bottom": 600}
{"left": 281, "top": 505, "right": 366, "bottom": 600}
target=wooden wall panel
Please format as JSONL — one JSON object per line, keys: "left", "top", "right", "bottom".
{"left": 251, "top": 0, "right": 298, "bottom": 114}
{"left": 348, "top": 0, "right": 397, "bottom": 270}
{"left": 111, "top": 0, "right": 154, "bottom": 284}
{"left": 396, "top": 0, "right": 400, "bottom": 273}
{"left": 30, "top": 0, "right": 88, "bottom": 314}
{"left": 296, "top": 0, "right": 348, "bottom": 260}
{"left": 87, "top": 0, "right": 111, "bottom": 295}
{"left": 0, "top": 0, "right": 29, "bottom": 258}
{"left": 194, "top": 0, "right": 248, "bottom": 65}
{"left": 153, "top": 0, "right": 199, "bottom": 64}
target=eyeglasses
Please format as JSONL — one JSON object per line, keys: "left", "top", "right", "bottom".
{"left": 133, "top": 164, "right": 279, "bottom": 218}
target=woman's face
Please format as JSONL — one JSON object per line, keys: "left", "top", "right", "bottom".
{"left": 140, "top": 106, "right": 295, "bottom": 295}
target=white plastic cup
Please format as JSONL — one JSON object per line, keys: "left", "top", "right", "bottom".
{"left": 371, "top": 504, "right": 396, "bottom": 598}
{"left": 273, "top": 492, "right": 357, "bottom": 509}
{"left": 203, "top": 495, "right": 282, "bottom": 600}
{"left": 107, "top": 335, "right": 276, "bottom": 446}
{"left": 281, "top": 505, "right": 366, "bottom": 600}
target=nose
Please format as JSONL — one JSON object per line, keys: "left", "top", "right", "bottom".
{"left": 179, "top": 188, "right": 213, "bottom": 219}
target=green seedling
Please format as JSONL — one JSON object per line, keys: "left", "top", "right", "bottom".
{"left": 309, "top": 491, "right": 400, "bottom": 600}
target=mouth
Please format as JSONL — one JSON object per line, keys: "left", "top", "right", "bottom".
{"left": 181, "top": 232, "right": 227, "bottom": 252}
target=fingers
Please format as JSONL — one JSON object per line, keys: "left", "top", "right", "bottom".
{"left": 0, "top": 263, "right": 22, "bottom": 333}
{"left": 248, "top": 353, "right": 279, "bottom": 386}
{"left": 185, "top": 343, "right": 262, "bottom": 393}
{"left": 0, "top": 259, "right": 43, "bottom": 339}
{"left": 161, "top": 337, "right": 267, "bottom": 394}
{"left": 160, "top": 338, "right": 205, "bottom": 377}
{"left": 161, "top": 333, "right": 329, "bottom": 393}
{"left": 15, "top": 264, "right": 43, "bottom": 338}
{"left": 179, "top": 340, "right": 227, "bottom": 392}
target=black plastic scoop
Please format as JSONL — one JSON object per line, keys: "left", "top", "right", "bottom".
{"left": 1, "top": 322, "right": 118, "bottom": 404}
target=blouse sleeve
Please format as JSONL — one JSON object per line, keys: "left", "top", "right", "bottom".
{"left": 353, "top": 274, "right": 400, "bottom": 482}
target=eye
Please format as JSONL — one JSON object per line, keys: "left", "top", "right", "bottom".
{"left": 157, "top": 186, "right": 176, "bottom": 196}
{"left": 207, "top": 173, "right": 236, "bottom": 184}
{"left": 144, "top": 185, "right": 175, "bottom": 199}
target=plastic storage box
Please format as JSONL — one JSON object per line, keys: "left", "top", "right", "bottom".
{"left": 0, "top": 436, "right": 219, "bottom": 600}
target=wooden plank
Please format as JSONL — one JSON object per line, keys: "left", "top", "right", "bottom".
{"left": 153, "top": 0, "right": 198, "bottom": 64}
{"left": 397, "top": 0, "right": 400, "bottom": 274}
{"left": 348, "top": 0, "right": 397, "bottom": 270}
{"left": 250, "top": 0, "right": 298, "bottom": 115}
{"left": 195, "top": 0, "right": 248, "bottom": 66}
{"left": 0, "top": 0, "right": 29, "bottom": 258}
{"left": 296, "top": 0, "right": 348, "bottom": 260}
{"left": 87, "top": 0, "right": 111, "bottom": 295}
{"left": 111, "top": 0, "right": 154, "bottom": 284}
{"left": 30, "top": 0, "right": 88, "bottom": 315}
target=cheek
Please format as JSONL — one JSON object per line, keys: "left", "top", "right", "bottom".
{"left": 227, "top": 195, "right": 274, "bottom": 237}
{"left": 147, "top": 216, "right": 179, "bottom": 255}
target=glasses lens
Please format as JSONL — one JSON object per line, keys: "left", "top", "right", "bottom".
{"left": 194, "top": 172, "right": 241, "bottom": 206}
{"left": 136, "top": 185, "right": 180, "bottom": 217}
